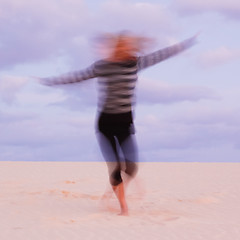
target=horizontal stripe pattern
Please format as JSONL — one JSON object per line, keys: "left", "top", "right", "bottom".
{"left": 41, "top": 36, "right": 195, "bottom": 113}
{"left": 137, "top": 36, "right": 196, "bottom": 70}
{"left": 95, "top": 60, "right": 137, "bottom": 113}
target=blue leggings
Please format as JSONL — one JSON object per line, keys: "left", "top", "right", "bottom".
{"left": 97, "top": 112, "right": 138, "bottom": 186}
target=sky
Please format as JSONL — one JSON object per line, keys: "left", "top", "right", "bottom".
{"left": 0, "top": 0, "right": 240, "bottom": 162}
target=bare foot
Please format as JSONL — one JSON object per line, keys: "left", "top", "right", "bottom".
{"left": 118, "top": 208, "right": 129, "bottom": 216}
{"left": 112, "top": 183, "right": 129, "bottom": 216}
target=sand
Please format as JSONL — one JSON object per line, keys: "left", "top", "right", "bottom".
{"left": 0, "top": 161, "right": 239, "bottom": 240}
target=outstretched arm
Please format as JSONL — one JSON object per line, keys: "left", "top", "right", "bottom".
{"left": 39, "top": 64, "right": 97, "bottom": 86}
{"left": 137, "top": 35, "right": 197, "bottom": 71}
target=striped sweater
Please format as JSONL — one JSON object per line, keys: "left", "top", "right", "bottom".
{"left": 41, "top": 36, "right": 196, "bottom": 114}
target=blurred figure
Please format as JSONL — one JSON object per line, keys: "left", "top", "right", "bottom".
{"left": 39, "top": 31, "right": 197, "bottom": 215}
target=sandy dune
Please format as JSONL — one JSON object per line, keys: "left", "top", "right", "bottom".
{"left": 1, "top": 162, "right": 239, "bottom": 239}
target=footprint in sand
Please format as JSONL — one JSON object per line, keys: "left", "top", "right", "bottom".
{"left": 48, "top": 189, "right": 100, "bottom": 200}
{"left": 64, "top": 180, "right": 76, "bottom": 184}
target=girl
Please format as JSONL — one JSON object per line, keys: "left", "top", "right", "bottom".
{"left": 40, "top": 32, "right": 197, "bottom": 215}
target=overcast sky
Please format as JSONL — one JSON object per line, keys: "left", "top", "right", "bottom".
{"left": 0, "top": 0, "right": 239, "bottom": 162}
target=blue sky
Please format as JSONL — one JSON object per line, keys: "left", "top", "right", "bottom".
{"left": 0, "top": 0, "right": 239, "bottom": 162}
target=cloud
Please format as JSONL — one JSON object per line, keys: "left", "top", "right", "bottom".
{"left": 0, "top": 108, "right": 97, "bottom": 161}
{"left": 0, "top": 75, "right": 29, "bottom": 104}
{"left": 48, "top": 80, "right": 98, "bottom": 111}
{"left": 136, "top": 105, "right": 240, "bottom": 153}
{"left": 0, "top": 110, "right": 36, "bottom": 124}
{"left": 174, "top": 0, "right": 240, "bottom": 19}
{"left": 0, "top": 0, "right": 176, "bottom": 70}
{"left": 1, "top": 0, "right": 238, "bottom": 163}
{"left": 0, "top": 0, "right": 91, "bottom": 69}
{"left": 98, "top": 0, "right": 174, "bottom": 34}
{"left": 137, "top": 78, "right": 219, "bottom": 104}
{"left": 196, "top": 47, "right": 240, "bottom": 67}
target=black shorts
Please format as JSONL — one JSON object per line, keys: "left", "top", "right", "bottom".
{"left": 96, "top": 111, "right": 138, "bottom": 186}
{"left": 97, "top": 111, "right": 135, "bottom": 135}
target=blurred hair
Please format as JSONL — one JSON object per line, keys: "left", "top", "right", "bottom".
{"left": 93, "top": 31, "right": 153, "bottom": 60}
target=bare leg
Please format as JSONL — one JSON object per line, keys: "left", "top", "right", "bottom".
{"left": 112, "top": 182, "right": 128, "bottom": 216}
